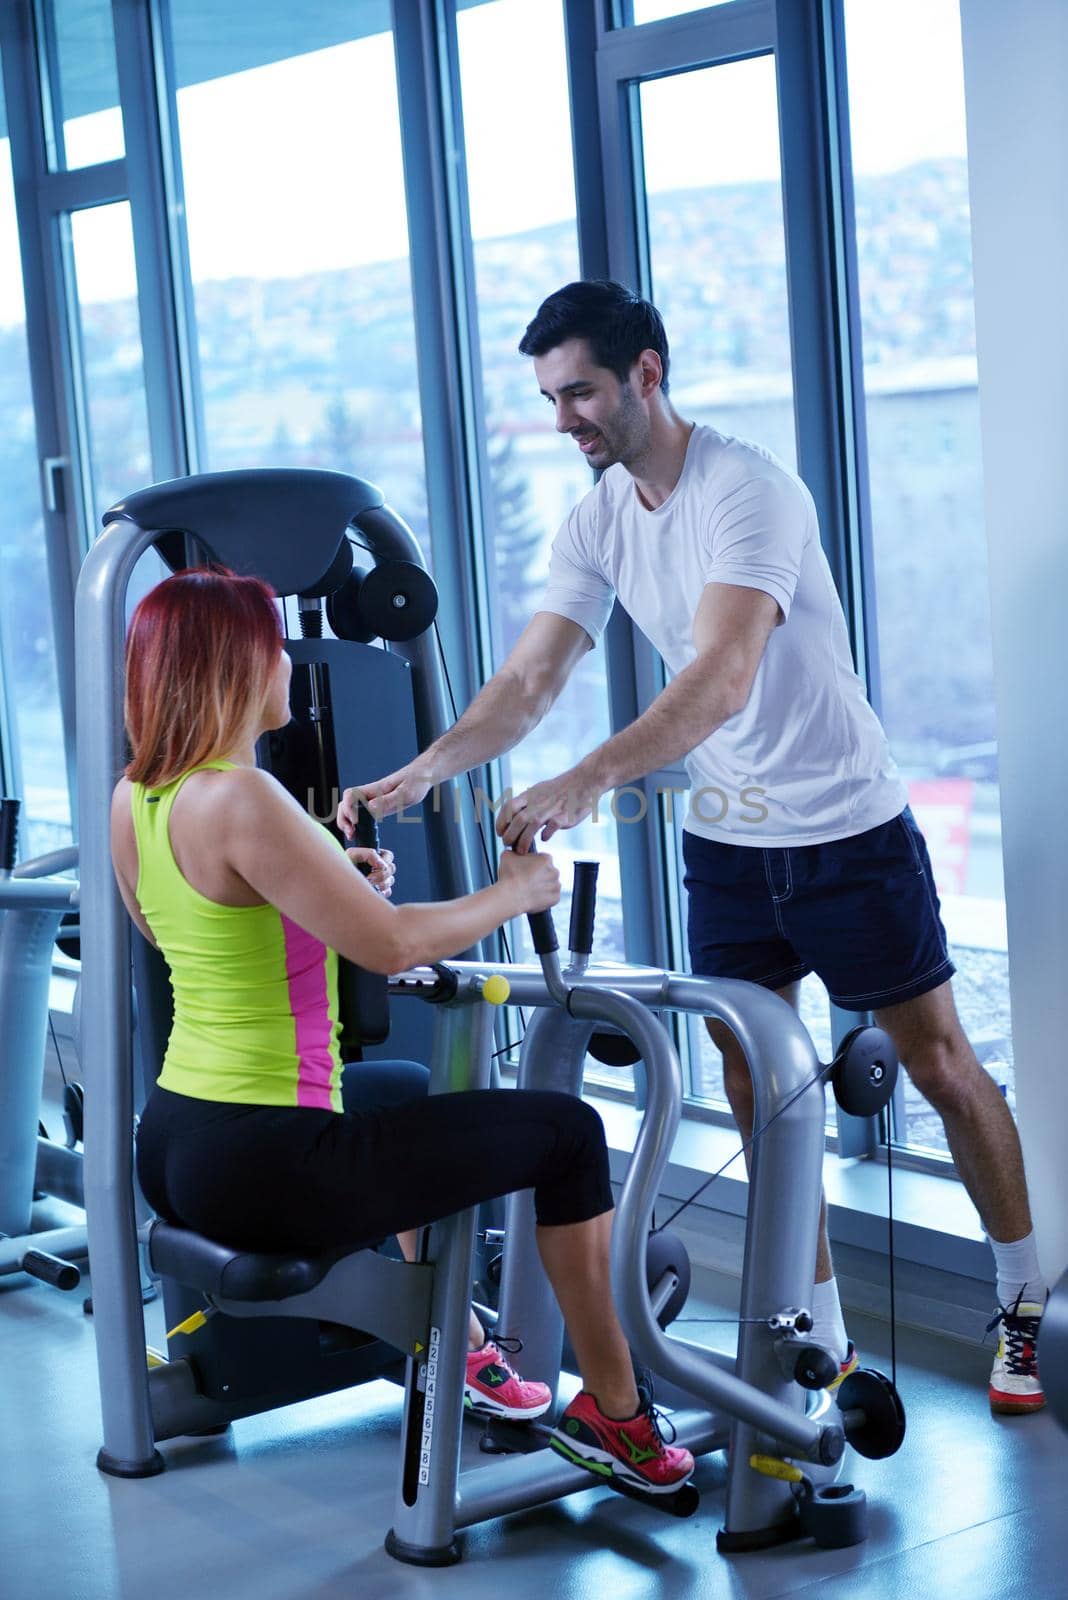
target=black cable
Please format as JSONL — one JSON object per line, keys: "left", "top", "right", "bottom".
{"left": 430, "top": 614, "right": 529, "bottom": 1046}
{"left": 654, "top": 1065, "right": 829, "bottom": 1234}
{"left": 47, "top": 1006, "right": 70, "bottom": 1090}
{"left": 886, "top": 1112, "right": 898, "bottom": 1389}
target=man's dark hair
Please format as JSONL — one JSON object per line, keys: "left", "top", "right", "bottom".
{"left": 518, "top": 279, "right": 671, "bottom": 395}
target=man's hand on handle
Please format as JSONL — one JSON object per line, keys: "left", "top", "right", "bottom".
{"left": 338, "top": 763, "right": 435, "bottom": 834}
{"left": 495, "top": 767, "right": 601, "bottom": 854}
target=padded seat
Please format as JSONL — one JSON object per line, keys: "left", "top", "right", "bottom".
{"left": 147, "top": 1220, "right": 379, "bottom": 1303}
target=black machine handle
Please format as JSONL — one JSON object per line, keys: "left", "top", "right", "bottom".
{"left": 524, "top": 843, "right": 559, "bottom": 957}
{"left": 337, "top": 798, "right": 390, "bottom": 1051}
{"left": 0, "top": 796, "right": 19, "bottom": 871}
{"left": 21, "top": 1248, "right": 80, "bottom": 1291}
{"left": 568, "top": 860, "right": 600, "bottom": 956}
{"left": 527, "top": 906, "right": 559, "bottom": 957}
{"left": 351, "top": 798, "right": 381, "bottom": 877}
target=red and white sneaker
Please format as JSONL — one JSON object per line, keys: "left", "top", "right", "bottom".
{"left": 988, "top": 1295, "right": 1045, "bottom": 1415}
{"left": 464, "top": 1338, "right": 552, "bottom": 1421}
{"left": 549, "top": 1389, "right": 695, "bottom": 1495}
{"left": 828, "top": 1341, "right": 860, "bottom": 1393}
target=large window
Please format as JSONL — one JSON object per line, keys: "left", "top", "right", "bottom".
{"left": 0, "top": 66, "right": 71, "bottom": 855}
{"left": 844, "top": 0, "right": 1004, "bottom": 1157}
{"left": 170, "top": 5, "right": 430, "bottom": 565}
{"left": 457, "top": 0, "right": 624, "bottom": 971}
{"left": 640, "top": 51, "right": 815, "bottom": 1105}
{"left": 67, "top": 202, "right": 152, "bottom": 521}
{"left": 640, "top": 55, "right": 796, "bottom": 470}
{"left": 44, "top": 0, "right": 125, "bottom": 169}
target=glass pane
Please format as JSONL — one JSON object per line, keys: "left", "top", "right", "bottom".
{"left": 49, "top": 0, "right": 125, "bottom": 169}
{"left": 457, "top": 0, "right": 626, "bottom": 998}
{"left": 171, "top": 7, "right": 430, "bottom": 567}
{"left": 640, "top": 57, "right": 796, "bottom": 468}
{"left": 844, "top": 0, "right": 1002, "bottom": 1158}
{"left": 68, "top": 204, "right": 152, "bottom": 523}
{"left": 642, "top": 55, "right": 797, "bottom": 1104}
{"left": 630, "top": 1, "right": 735, "bottom": 21}
{"left": 0, "top": 70, "right": 72, "bottom": 853}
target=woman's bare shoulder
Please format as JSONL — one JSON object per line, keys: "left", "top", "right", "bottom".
{"left": 178, "top": 766, "right": 309, "bottom": 854}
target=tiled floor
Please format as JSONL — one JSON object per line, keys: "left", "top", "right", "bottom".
{"left": 2, "top": 1240, "right": 1064, "bottom": 1600}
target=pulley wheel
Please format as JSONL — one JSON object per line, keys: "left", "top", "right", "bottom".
{"left": 837, "top": 1367, "right": 907, "bottom": 1459}
{"left": 326, "top": 570, "right": 377, "bottom": 643}
{"left": 645, "top": 1228, "right": 691, "bottom": 1329}
{"left": 831, "top": 1026, "right": 898, "bottom": 1118}
{"left": 359, "top": 560, "right": 438, "bottom": 641}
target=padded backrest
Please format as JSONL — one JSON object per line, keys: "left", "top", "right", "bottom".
{"left": 105, "top": 468, "right": 383, "bottom": 599}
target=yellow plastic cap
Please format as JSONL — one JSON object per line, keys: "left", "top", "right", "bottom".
{"left": 482, "top": 974, "right": 511, "bottom": 1006}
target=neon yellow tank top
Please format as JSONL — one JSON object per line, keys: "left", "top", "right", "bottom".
{"left": 131, "top": 762, "right": 343, "bottom": 1111}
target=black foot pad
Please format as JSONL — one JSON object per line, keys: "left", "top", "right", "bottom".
{"left": 717, "top": 1512, "right": 802, "bottom": 1553}
{"left": 97, "top": 1446, "right": 166, "bottom": 1479}
{"left": 384, "top": 1529, "right": 462, "bottom": 1567}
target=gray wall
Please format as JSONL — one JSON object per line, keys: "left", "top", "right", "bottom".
{"left": 961, "top": 0, "right": 1068, "bottom": 1275}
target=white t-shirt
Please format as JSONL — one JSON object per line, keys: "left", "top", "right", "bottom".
{"left": 538, "top": 424, "right": 907, "bottom": 846}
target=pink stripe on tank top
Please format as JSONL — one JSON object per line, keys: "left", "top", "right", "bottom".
{"left": 280, "top": 914, "right": 336, "bottom": 1109}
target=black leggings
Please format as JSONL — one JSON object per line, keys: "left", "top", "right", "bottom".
{"left": 135, "top": 1064, "right": 612, "bottom": 1255}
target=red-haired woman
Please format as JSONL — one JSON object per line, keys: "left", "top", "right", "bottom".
{"left": 110, "top": 567, "right": 692, "bottom": 1496}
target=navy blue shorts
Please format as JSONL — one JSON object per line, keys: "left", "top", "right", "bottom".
{"left": 683, "top": 807, "right": 955, "bottom": 1012}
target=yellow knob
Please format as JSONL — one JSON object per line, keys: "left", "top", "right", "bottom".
{"left": 749, "top": 1453, "right": 804, "bottom": 1484}
{"left": 482, "top": 974, "right": 511, "bottom": 1006}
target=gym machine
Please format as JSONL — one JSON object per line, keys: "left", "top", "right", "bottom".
{"left": 75, "top": 468, "right": 904, "bottom": 1563}
{"left": 0, "top": 797, "right": 84, "bottom": 1290}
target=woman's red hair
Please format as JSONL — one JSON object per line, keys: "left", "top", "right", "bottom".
{"left": 124, "top": 566, "right": 283, "bottom": 787}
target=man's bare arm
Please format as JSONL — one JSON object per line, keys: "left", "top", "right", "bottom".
{"left": 427, "top": 611, "right": 591, "bottom": 777}
{"left": 580, "top": 584, "right": 779, "bottom": 791}
{"left": 497, "top": 584, "right": 781, "bottom": 850}
{"left": 340, "top": 611, "right": 591, "bottom": 827}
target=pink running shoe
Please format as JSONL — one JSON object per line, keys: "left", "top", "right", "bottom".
{"left": 550, "top": 1389, "right": 695, "bottom": 1495}
{"left": 464, "top": 1339, "right": 552, "bottom": 1421}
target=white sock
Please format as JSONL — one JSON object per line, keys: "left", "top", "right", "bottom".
{"left": 810, "top": 1276, "right": 849, "bottom": 1364}
{"left": 989, "top": 1229, "right": 1047, "bottom": 1309}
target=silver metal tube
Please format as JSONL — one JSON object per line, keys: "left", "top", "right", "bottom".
{"left": 494, "top": 1007, "right": 596, "bottom": 1391}
{"left": 76, "top": 513, "right": 163, "bottom": 1474}
{"left": 12, "top": 845, "right": 78, "bottom": 880}
{"left": 35, "top": 1137, "right": 85, "bottom": 1208}
{"left": 569, "top": 983, "right": 830, "bottom": 1462}
{"left": 389, "top": 1000, "right": 497, "bottom": 1557}
{"left": 0, "top": 880, "right": 78, "bottom": 910}
{"left": 662, "top": 975, "right": 837, "bottom": 1533}
{"left": 0, "top": 903, "right": 66, "bottom": 1232}
{"left": 0, "top": 1226, "right": 88, "bottom": 1275}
